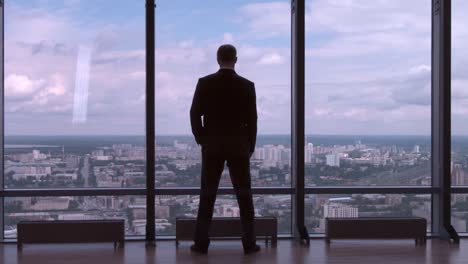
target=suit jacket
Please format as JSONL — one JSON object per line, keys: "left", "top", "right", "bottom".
{"left": 190, "top": 68, "right": 257, "bottom": 156}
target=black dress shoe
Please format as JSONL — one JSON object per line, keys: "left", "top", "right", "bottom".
{"left": 243, "top": 244, "right": 261, "bottom": 255}
{"left": 190, "top": 244, "right": 208, "bottom": 254}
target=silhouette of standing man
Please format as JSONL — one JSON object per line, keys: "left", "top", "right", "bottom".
{"left": 190, "top": 44, "right": 260, "bottom": 255}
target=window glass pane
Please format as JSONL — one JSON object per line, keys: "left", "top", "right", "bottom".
{"left": 452, "top": 194, "right": 468, "bottom": 232}
{"left": 155, "top": 1, "right": 291, "bottom": 188}
{"left": 306, "top": 194, "right": 431, "bottom": 233}
{"left": 451, "top": 0, "right": 468, "bottom": 186}
{"left": 3, "top": 0, "right": 146, "bottom": 188}
{"left": 305, "top": 0, "right": 431, "bottom": 186}
{"left": 155, "top": 195, "right": 291, "bottom": 236}
{"left": 4, "top": 196, "right": 146, "bottom": 238}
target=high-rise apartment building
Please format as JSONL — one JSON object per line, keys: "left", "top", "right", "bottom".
{"left": 326, "top": 153, "right": 340, "bottom": 167}
{"left": 324, "top": 203, "right": 358, "bottom": 218}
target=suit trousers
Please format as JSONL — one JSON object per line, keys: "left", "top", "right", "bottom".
{"left": 193, "top": 147, "right": 256, "bottom": 248}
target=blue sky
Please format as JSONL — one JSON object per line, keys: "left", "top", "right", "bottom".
{"left": 3, "top": 0, "right": 468, "bottom": 136}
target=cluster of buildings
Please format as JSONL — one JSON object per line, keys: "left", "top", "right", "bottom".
{"left": 4, "top": 149, "right": 81, "bottom": 183}
{"left": 90, "top": 144, "right": 145, "bottom": 162}
{"left": 4, "top": 144, "right": 147, "bottom": 188}
{"left": 451, "top": 163, "right": 468, "bottom": 186}
{"left": 253, "top": 144, "right": 291, "bottom": 168}
{"left": 308, "top": 141, "right": 427, "bottom": 168}
{"left": 251, "top": 140, "right": 427, "bottom": 170}
{"left": 6, "top": 138, "right": 468, "bottom": 237}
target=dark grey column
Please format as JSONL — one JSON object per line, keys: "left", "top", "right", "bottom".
{"left": 431, "top": 0, "right": 459, "bottom": 243}
{"left": 291, "top": 0, "right": 309, "bottom": 244}
{"left": 145, "top": 0, "right": 156, "bottom": 246}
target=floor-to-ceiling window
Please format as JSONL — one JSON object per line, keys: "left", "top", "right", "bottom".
{"left": 2, "top": 0, "right": 147, "bottom": 238}
{"left": 304, "top": 0, "right": 432, "bottom": 233}
{"left": 154, "top": 0, "right": 292, "bottom": 235}
{"left": 451, "top": 0, "right": 468, "bottom": 233}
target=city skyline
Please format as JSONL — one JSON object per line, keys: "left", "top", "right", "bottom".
{"left": 1, "top": 135, "right": 435, "bottom": 238}
{"left": 4, "top": 134, "right": 467, "bottom": 238}
{"left": 2, "top": 135, "right": 435, "bottom": 189}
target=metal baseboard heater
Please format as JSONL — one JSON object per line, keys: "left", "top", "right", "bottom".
{"left": 17, "top": 220, "right": 125, "bottom": 250}
{"left": 175, "top": 217, "right": 277, "bottom": 246}
{"left": 325, "top": 217, "right": 427, "bottom": 245}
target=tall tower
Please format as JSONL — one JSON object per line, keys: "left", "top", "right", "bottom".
{"left": 62, "top": 145, "right": 65, "bottom": 161}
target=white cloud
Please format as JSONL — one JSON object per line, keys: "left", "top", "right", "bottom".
{"left": 240, "top": 2, "right": 290, "bottom": 36}
{"left": 222, "top": 33, "right": 234, "bottom": 43}
{"left": 409, "top": 65, "right": 431, "bottom": 75}
{"left": 156, "top": 46, "right": 208, "bottom": 65}
{"left": 453, "top": 80, "right": 468, "bottom": 100}
{"left": 156, "top": 71, "right": 174, "bottom": 81}
{"left": 342, "top": 108, "right": 370, "bottom": 121}
{"left": 64, "top": 0, "right": 82, "bottom": 7}
{"left": 5, "top": 73, "right": 71, "bottom": 115}
{"left": 46, "top": 74, "right": 67, "bottom": 96}
{"left": 5, "top": 74, "right": 45, "bottom": 98}
{"left": 129, "top": 71, "right": 146, "bottom": 80}
{"left": 4, "top": 2, "right": 148, "bottom": 134}
{"left": 178, "top": 40, "right": 194, "bottom": 49}
{"left": 313, "top": 108, "right": 332, "bottom": 117}
{"left": 6, "top": 5, "right": 77, "bottom": 46}
{"left": 306, "top": 0, "right": 430, "bottom": 34}
{"left": 257, "top": 53, "right": 284, "bottom": 65}
{"left": 5, "top": 0, "right": 468, "bottom": 135}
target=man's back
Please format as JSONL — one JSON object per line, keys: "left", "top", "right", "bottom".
{"left": 190, "top": 69, "right": 257, "bottom": 155}
{"left": 190, "top": 44, "right": 261, "bottom": 255}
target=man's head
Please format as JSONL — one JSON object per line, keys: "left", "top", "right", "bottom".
{"left": 217, "top": 44, "right": 237, "bottom": 68}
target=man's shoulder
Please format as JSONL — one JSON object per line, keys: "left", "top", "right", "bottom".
{"left": 199, "top": 72, "right": 218, "bottom": 81}
{"left": 235, "top": 74, "right": 254, "bottom": 87}
{"left": 199, "top": 72, "right": 254, "bottom": 87}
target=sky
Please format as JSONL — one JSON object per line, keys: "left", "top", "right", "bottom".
{"left": 3, "top": 0, "right": 468, "bottom": 136}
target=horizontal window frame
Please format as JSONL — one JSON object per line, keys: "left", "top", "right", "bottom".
{"left": 0, "top": 187, "right": 295, "bottom": 197}
{"left": 451, "top": 188, "right": 468, "bottom": 193}
{"left": 1, "top": 186, "right": 462, "bottom": 197}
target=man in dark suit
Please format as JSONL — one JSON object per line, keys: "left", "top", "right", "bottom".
{"left": 190, "top": 44, "right": 259, "bottom": 255}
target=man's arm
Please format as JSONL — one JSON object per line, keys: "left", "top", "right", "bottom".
{"left": 190, "top": 79, "right": 204, "bottom": 145}
{"left": 247, "top": 83, "right": 258, "bottom": 154}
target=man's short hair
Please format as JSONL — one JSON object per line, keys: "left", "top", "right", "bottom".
{"left": 217, "top": 44, "right": 237, "bottom": 63}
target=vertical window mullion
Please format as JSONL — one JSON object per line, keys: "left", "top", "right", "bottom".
{"left": 291, "top": 0, "right": 309, "bottom": 244}
{"left": 431, "top": 0, "right": 459, "bottom": 242}
{"left": 145, "top": 0, "right": 156, "bottom": 246}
